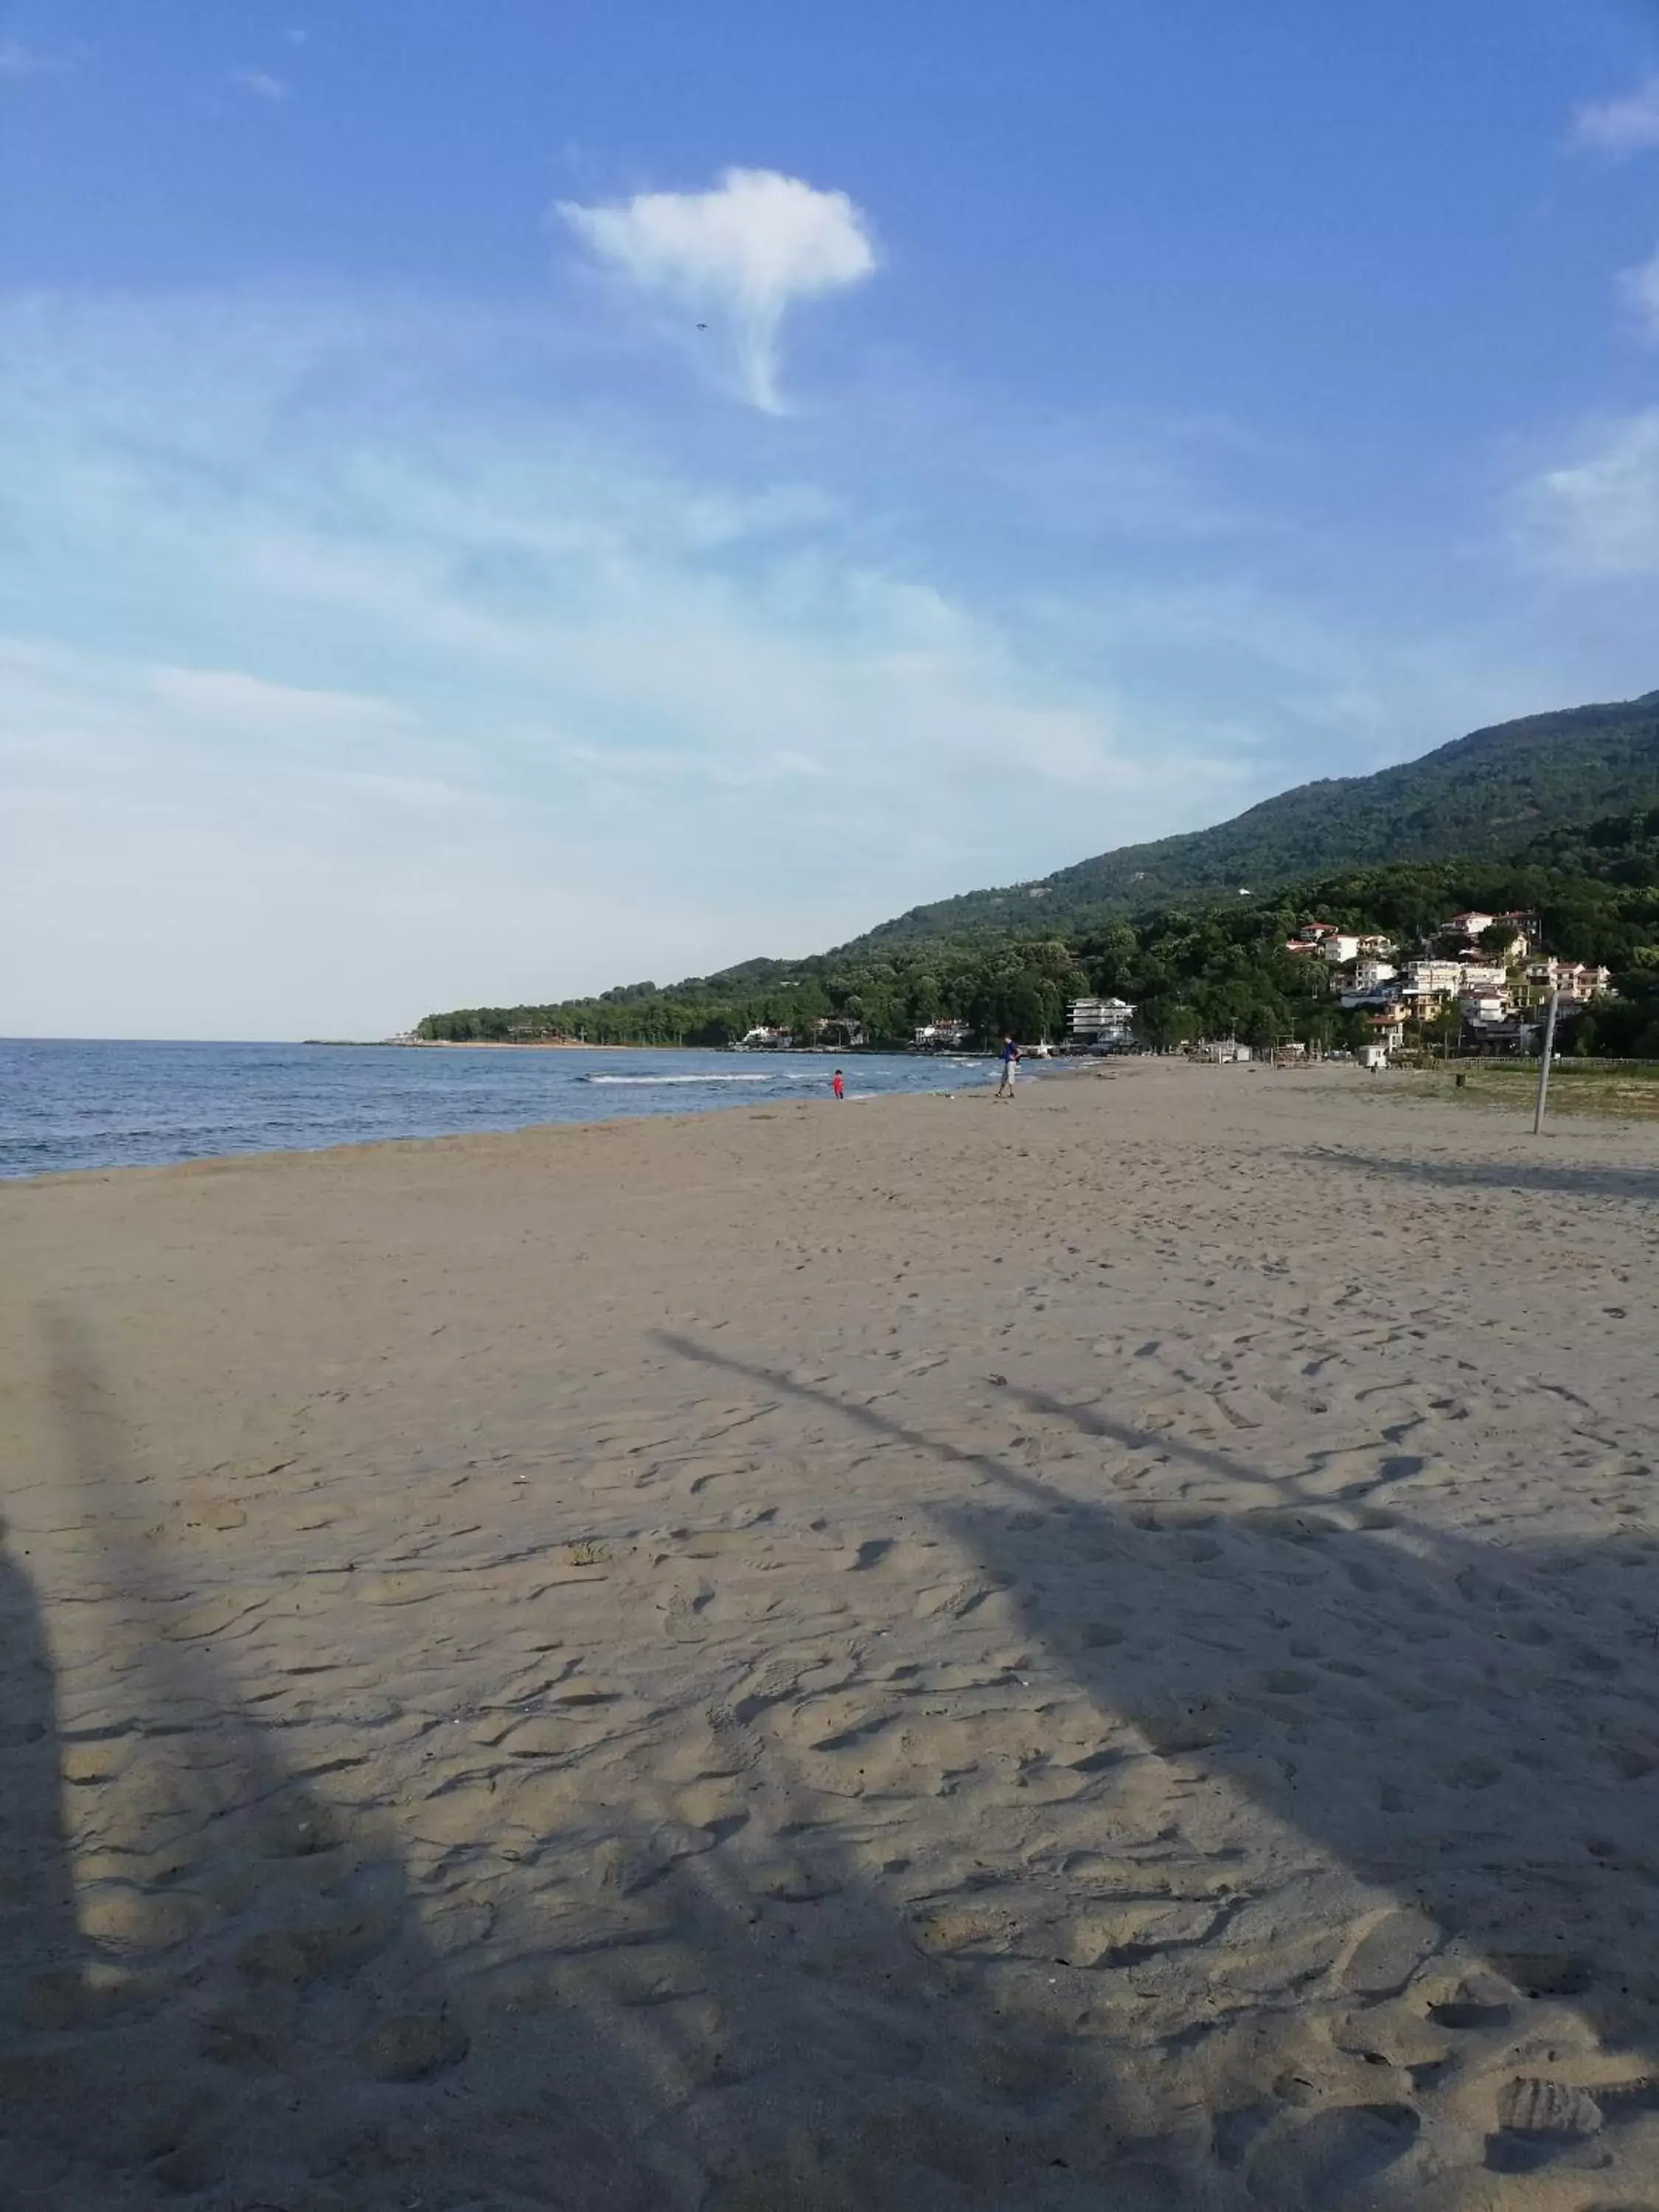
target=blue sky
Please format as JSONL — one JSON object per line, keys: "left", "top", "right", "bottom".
{"left": 4, "top": 1, "right": 1659, "bottom": 1037}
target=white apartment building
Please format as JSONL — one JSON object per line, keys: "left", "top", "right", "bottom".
{"left": 1352, "top": 958, "right": 1397, "bottom": 991}
{"left": 1319, "top": 933, "right": 1362, "bottom": 965}
{"left": 1068, "top": 995, "right": 1137, "bottom": 1040}
{"left": 1402, "top": 959, "right": 1465, "bottom": 1004}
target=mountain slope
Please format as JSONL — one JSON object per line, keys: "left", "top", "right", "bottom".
{"left": 417, "top": 807, "right": 1659, "bottom": 1053}
{"left": 849, "top": 691, "right": 1659, "bottom": 947}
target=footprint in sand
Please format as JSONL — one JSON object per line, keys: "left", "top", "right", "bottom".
{"left": 1339, "top": 1907, "right": 1441, "bottom": 1997}
{"left": 1245, "top": 2101, "right": 1422, "bottom": 2205}
{"left": 359, "top": 2008, "right": 469, "bottom": 2082}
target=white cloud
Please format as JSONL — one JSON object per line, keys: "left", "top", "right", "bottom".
{"left": 556, "top": 167, "right": 876, "bottom": 411}
{"left": 1519, "top": 410, "right": 1659, "bottom": 577}
{"left": 1621, "top": 245, "right": 1659, "bottom": 339}
{"left": 1571, "top": 75, "right": 1659, "bottom": 156}
{"left": 232, "top": 69, "right": 291, "bottom": 102}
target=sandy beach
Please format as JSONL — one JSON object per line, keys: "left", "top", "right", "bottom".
{"left": 3, "top": 1060, "right": 1658, "bottom": 2211}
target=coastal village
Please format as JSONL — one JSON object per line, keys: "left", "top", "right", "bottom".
{"left": 732, "top": 905, "right": 1613, "bottom": 1066}
{"left": 1277, "top": 906, "right": 1610, "bottom": 1067}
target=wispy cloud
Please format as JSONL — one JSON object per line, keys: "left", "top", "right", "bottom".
{"left": 147, "top": 665, "right": 408, "bottom": 742}
{"left": 1621, "top": 245, "right": 1659, "bottom": 340}
{"left": 1517, "top": 410, "right": 1659, "bottom": 577}
{"left": 556, "top": 167, "right": 876, "bottom": 411}
{"left": 232, "top": 69, "right": 291, "bottom": 102}
{"left": 1, "top": 286, "right": 1595, "bottom": 1038}
{"left": 1571, "top": 75, "right": 1659, "bottom": 156}
{"left": 1, "top": 291, "right": 1238, "bottom": 1033}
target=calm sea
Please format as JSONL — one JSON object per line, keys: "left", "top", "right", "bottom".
{"left": 0, "top": 1039, "right": 1009, "bottom": 1180}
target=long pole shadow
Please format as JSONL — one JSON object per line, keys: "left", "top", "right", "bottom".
{"left": 655, "top": 1329, "right": 1659, "bottom": 2198}
{"left": 5, "top": 1312, "right": 495, "bottom": 2207}
{"left": 16, "top": 1315, "right": 1197, "bottom": 2212}
{"left": 0, "top": 1506, "right": 81, "bottom": 2048}
{"left": 1293, "top": 1146, "right": 1659, "bottom": 1204}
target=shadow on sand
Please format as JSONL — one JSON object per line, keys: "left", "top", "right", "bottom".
{"left": 2, "top": 1314, "right": 485, "bottom": 2208}
{"left": 8, "top": 1315, "right": 1177, "bottom": 2212}
{"left": 10, "top": 1307, "right": 1659, "bottom": 2209}
{"left": 1298, "top": 1146, "right": 1659, "bottom": 1205}
{"left": 0, "top": 1506, "right": 82, "bottom": 2040}
{"left": 656, "top": 1331, "right": 1659, "bottom": 2200}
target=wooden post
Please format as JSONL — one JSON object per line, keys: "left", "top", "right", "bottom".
{"left": 1532, "top": 989, "right": 1559, "bottom": 1135}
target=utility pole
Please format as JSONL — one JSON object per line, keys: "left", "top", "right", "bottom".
{"left": 1532, "top": 988, "right": 1559, "bottom": 1135}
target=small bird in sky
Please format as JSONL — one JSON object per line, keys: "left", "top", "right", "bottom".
{"left": 696, "top": 321, "right": 707, "bottom": 330}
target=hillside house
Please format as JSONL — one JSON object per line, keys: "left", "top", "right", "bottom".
{"left": 1339, "top": 984, "right": 1402, "bottom": 1013}
{"left": 1525, "top": 958, "right": 1612, "bottom": 1003}
{"left": 1497, "top": 909, "right": 1541, "bottom": 947}
{"left": 1068, "top": 995, "right": 1137, "bottom": 1044}
{"left": 1287, "top": 923, "right": 1346, "bottom": 956}
{"left": 1402, "top": 959, "right": 1465, "bottom": 1006}
{"left": 1464, "top": 1017, "right": 1543, "bottom": 1056}
{"left": 1442, "top": 911, "right": 1535, "bottom": 959}
{"left": 1455, "top": 961, "right": 1509, "bottom": 994}
{"left": 1352, "top": 957, "right": 1397, "bottom": 992}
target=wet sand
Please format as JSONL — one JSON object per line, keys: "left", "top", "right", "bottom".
{"left": 3, "top": 1059, "right": 1659, "bottom": 2210}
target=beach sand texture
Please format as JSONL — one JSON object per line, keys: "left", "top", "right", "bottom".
{"left": 2, "top": 1060, "right": 1658, "bottom": 2211}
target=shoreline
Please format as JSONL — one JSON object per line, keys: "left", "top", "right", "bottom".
{"left": 315, "top": 1037, "right": 979, "bottom": 1054}
{"left": 0, "top": 1064, "right": 1029, "bottom": 1189}
{"left": 3, "top": 1047, "right": 1047, "bottom": 1187}
{"left": 9, "top": 1049, "right": 1656, "bottom": 1191}
{"left": 305, "top": 1035, "right": 669, "bottom": 1048}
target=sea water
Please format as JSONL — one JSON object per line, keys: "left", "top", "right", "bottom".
{"left": 0, "top": 1040, "right": 1012, "bottom": 1178}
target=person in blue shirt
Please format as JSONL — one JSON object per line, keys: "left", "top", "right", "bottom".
{"left": 995, "top": 1036, "right": 1020, "bottom": 1099}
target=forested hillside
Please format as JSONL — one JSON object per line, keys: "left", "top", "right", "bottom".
{"left": 420, "top": 807, "right": 1659, "bottom": 1059}
{"left": 852, "top": 690, "right": 1659, "bottom": 945}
